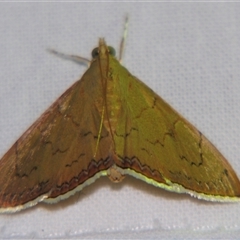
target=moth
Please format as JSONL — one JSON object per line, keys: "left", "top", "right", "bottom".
{"left": 0, "top": 20, "right": 239, "bottom": 213}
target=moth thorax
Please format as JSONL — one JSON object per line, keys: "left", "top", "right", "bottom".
{"left": 107, "top": 165, "right": 125, "bottom": 183}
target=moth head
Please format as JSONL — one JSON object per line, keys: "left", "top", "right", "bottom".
{"left": 91, "top": 46, "right": 116, "bottom": 59}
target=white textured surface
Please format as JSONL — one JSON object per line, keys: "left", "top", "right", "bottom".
{"left": 0, "top": 2, "right": 240, "bottom": 239}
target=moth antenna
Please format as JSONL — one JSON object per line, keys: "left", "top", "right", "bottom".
{"left": 47, "top": 48, "right": 91, "bottom": 67}
{"left": 119, "top": 14, "right": 129, "bottom": 63}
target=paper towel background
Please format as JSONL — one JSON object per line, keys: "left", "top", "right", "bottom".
{"left": 0, "top": 2, "right": 240, "bottom": 239}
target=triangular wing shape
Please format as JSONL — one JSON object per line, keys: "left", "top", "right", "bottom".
{"left": 0, "top": 52, "right": 114, "bottom": 212}
{"left": 0, "top": 39, "right": 240, "bottom": 213}
{"left": 110, "top": 59, "right": 240, "bottom": 201}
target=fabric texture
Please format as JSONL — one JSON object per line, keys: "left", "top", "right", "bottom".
{"left": 0, "top": 2, "right": 240, "bottom": 239}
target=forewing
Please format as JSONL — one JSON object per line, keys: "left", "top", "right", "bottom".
{"left": 114, "top": 74, "right": 240, "bottom": 200}
{"left": 0, "top": 75, "right": 112, "bottom": 212}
